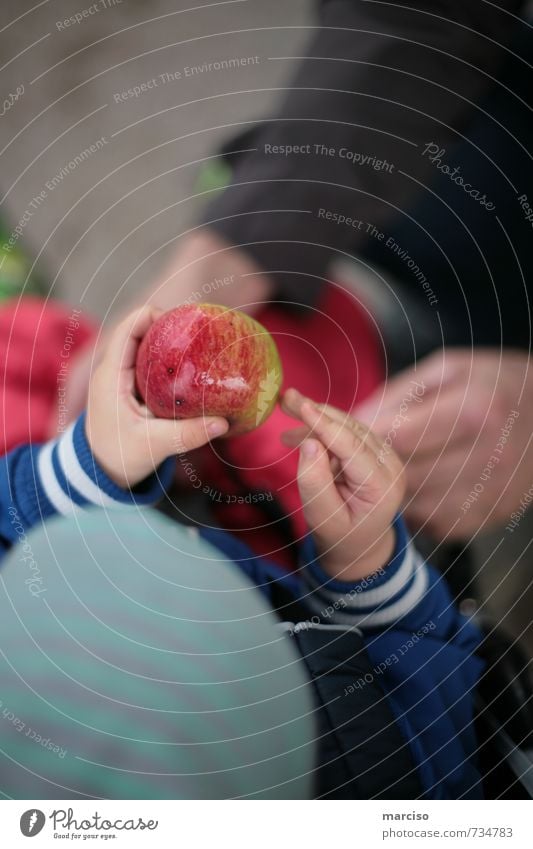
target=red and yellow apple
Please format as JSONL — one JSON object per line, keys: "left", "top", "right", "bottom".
{"left": 135, "top": 303, "right": 283, "bottom": 435}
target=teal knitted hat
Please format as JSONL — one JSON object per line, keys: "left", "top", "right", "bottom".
{"left": 0, "top": 508, "right": 315, "bottom": 799}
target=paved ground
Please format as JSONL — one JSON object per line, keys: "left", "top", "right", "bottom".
{"left": 1, "top": 0, "right": 310, "bottom": 317}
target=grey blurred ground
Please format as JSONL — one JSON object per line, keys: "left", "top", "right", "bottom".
{"left": 1, "top": 0, "right": 532, "bottom": 656}
{"left": 0, "top": 0, "right": 310, "bottom": 317}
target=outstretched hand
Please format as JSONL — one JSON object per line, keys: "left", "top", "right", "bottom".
{"left": 282, "top": 388, "right": 406, "bottom": 582}
{"left": 354, "top": 348, "right": 531, "bottom": 539}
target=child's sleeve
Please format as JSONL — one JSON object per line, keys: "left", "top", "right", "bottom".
{"left": 0, "top": 412, "right": 174, "bottom": 559}
{"left": 298, "top": 515, "right": 468, "bottom": 642}
{"left": 201, "top": 516, "right": 475, "bottom": 649}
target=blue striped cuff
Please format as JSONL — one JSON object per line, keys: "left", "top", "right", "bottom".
{"left": 300, "top": 516, "right": 429, "bottom": 628}
{"left": 35, "top": 413, "right": 175, "bottom": 516}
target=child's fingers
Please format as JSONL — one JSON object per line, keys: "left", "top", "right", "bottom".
{"left": 282, "top": 387, "right": 311, "bottom": 420}
{"left": 145, "top": 415, "right": 229, "bottom": 460}
{"left": 282, "top": 428, "right": 344, "bottom": 477}
{"left": 313, "top": 401, "right": 353, "bottom": 426}
{"left": 280, "top": 425, "right": 311, "bottom": 447}
{"left": 299, "top": 401, "right": 373, "bottom": 464}
{"left": 297, "top": 438, "right": 348, "bottom": 539}
{"left": 283, "top": 388, "right": 385, "bottom": 461}
{"left": 313, "top": 401, "right": 388, "bottom": 460}
{"left": 284, "top": 389, "right": 404, "bottom": 486}
{"left": 106, "top": 306, "right": 163, "bottom": 371}
{"left": 283, "top": 388, "right": 351, "bottom": 427}
{"left": 301, "top": 402, "right": 397, "bottom": 495}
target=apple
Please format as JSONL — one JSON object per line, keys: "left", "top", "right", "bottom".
{"left": 135, "top": 303, "right": 283, "bottom": 436}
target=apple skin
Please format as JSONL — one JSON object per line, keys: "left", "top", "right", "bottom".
{"left": 135, "top": 303, "right": 283, "bottom": 436}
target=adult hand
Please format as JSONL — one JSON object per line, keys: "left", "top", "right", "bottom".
{"left": 354, "top": 348, "right": 532, "bottom": 540}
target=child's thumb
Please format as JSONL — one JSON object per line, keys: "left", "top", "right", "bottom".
{"left": 146, "top": 416, "right": 229, "bottom": 461}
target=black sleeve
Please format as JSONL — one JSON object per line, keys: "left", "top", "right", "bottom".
{"left": 200, "top": 0, "right": 523, "bottom": 305}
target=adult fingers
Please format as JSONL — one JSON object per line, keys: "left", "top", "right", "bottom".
{"left": 353, "top": 349, "right": 469, "bottom": 425}
{"left": 404, "top": 486, "right": 466, "bottom": 541}
{"left": 355, "top": 374, "right": 431, "bottom": 426}
{"left": 404, "top": 446, "right": 472, "bottom": 495}
{"left": 369, "top": 385, "right": 481, "bottom": 459}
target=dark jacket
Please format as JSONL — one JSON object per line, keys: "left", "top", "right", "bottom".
{"left": 201, "top": 1, "right": 532, "bottom": 350}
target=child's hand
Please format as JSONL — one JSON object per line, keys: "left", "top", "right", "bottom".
{"left": 282, "top": 388, "right": 406, "bottom": 582}
{"left": 86, "top": 306, "right": 229, "bottom": 489}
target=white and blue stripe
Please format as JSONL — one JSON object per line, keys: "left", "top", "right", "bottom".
{"left": 36, "top": 414, "right": 174, "bottom": 516}
{"left": 2, "top": 414, "right": 427, "bottom": 634}
{"left": 299, "top": 516, "right": 430, "bottom": 628}
{"left": 0, "top": 413, "right": 174, "bottom": 556}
